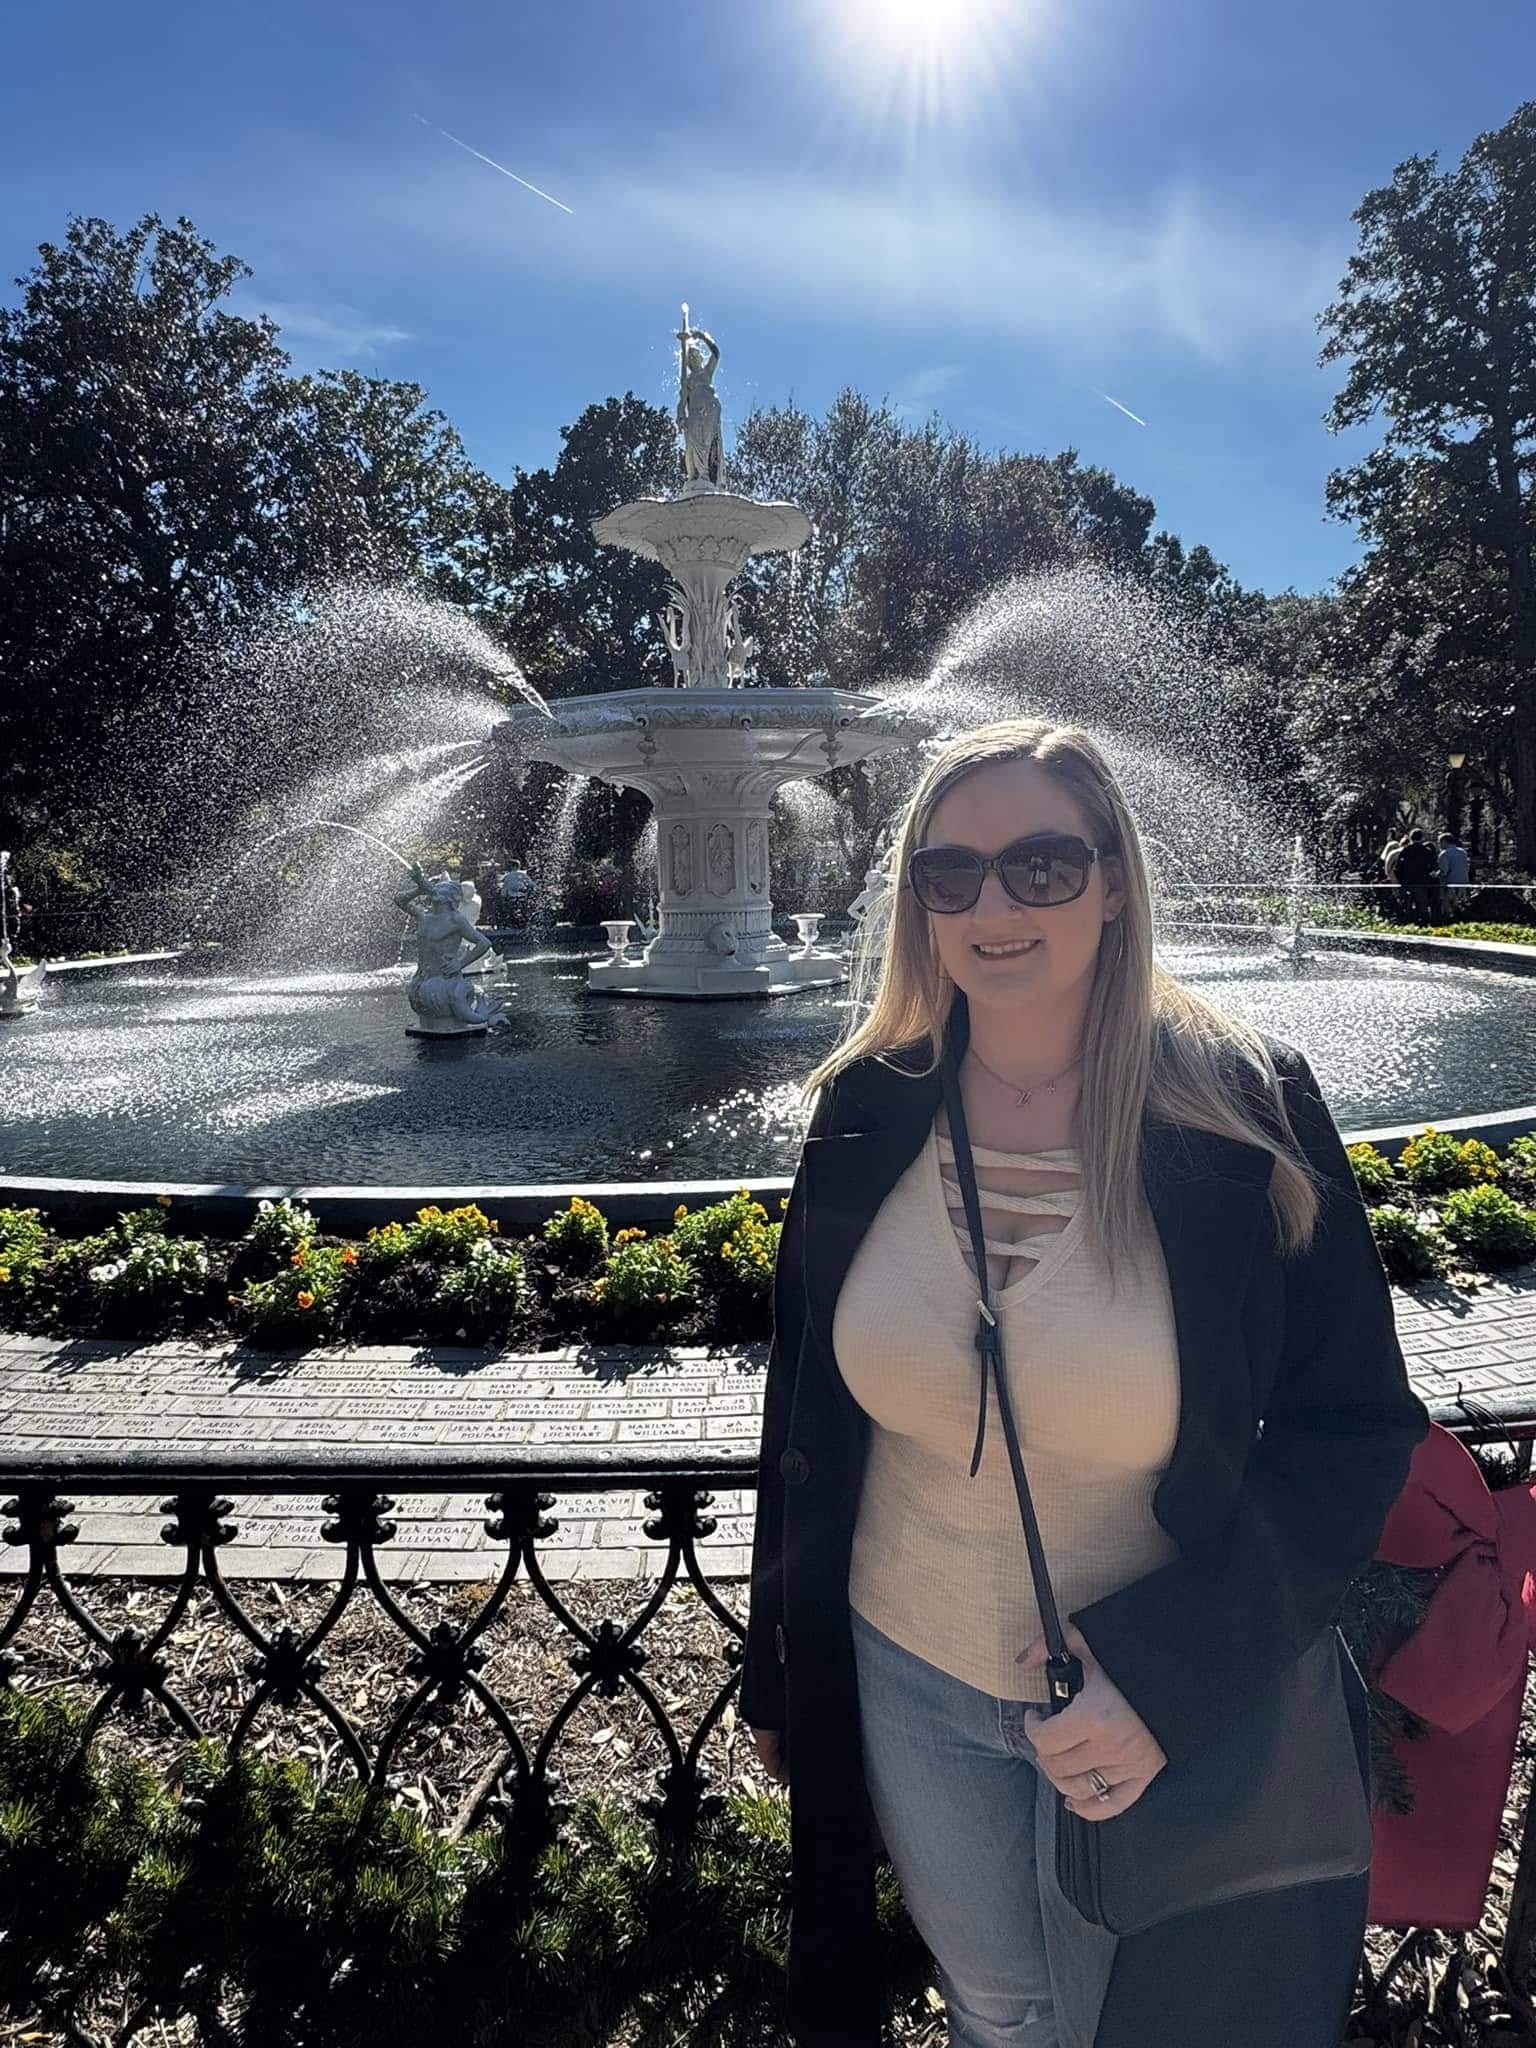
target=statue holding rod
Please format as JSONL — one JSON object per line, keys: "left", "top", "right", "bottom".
{"left": 676, "top": 305, "right": 722, "bottom": 487}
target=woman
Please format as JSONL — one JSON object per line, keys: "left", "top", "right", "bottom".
{"left": 741, "top": 720, "right": 1431, "bottom": 2048}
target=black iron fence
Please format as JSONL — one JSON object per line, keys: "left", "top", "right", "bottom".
{"left": 0, "top": 1452, "right": 753, "bottom": 1847}
{"left": 3, "top": 1431, "right": 1536, "bottom": 2018}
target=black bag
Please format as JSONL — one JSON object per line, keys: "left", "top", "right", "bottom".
{"left": 938, "top": 1048, "right": 1375, "bottom": 1936}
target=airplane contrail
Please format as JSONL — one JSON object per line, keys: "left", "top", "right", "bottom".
{"left": 412, "top": 113, "right": 573, "bottom": 215}
{"left": 1097, "top": 391, "right": 1148, "bottom": 427}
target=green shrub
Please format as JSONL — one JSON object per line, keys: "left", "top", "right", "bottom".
{"left": 234, "top": 1239, "right": 351, "bottom": 1343}
{"left": 86, "top": 1232, "right": 210, "bottom": 1313}
{"left": 434, "top": 1239, "right": 530, "bottom": 1341}
{"left": 592, "top": 1230, "right": 695, "bottom": 1338}
{"left": 24, "top": 1206, "right": 211, "bottom": 1334}
{"left": 1504, "top": 1134, "right": 1536, "bottom": 1201}
{"left": 719, "top": 1216, "right": 781, "bottom": 1304}
{"left": 244, "top": 1196, "right": 320, "bottom": 1262}
{"left": 1397, "top": 1127, "right": 1501, "bottom": 1192}
{"left": 0, "top": 1207, "right": 48, "bottom": 1298}
{"left": 672, "top": 1190, "right": 765, "bottom": 1282}
{"left": 1346, "top": 1144, "right": 1396, "bottom": 1200}
{"left": 1438, "top": 1185, "right": 1536, "bottom": 1269}
{"left": 0, "top": 1685, "right": 912, "bottom": 2048}
{"left": 542, "top": 1195, "right": 610, "bottom": 1274}
{"left": 401, "top": 1201, "right": 498, "bottom": 1263}
{"left": 1368, "top": 1205, "right": 1452, "bottom": 1284}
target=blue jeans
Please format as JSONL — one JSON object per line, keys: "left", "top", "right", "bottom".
{"left": 851, "top": 1606, "right": 1120, "bottom": 2048}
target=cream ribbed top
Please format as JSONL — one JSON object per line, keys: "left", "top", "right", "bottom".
{"left": 833, "top": 1116, "right": 1182, "bottom": 1702}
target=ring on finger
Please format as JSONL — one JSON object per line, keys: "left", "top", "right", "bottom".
{"left": 1087, "top": 1768, "right": 1113, "bottom": 1802}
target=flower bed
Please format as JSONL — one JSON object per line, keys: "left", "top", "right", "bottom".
{"left": 0, "top": 1130, "right": 1530, "bottom": 1350}
{"left": 0, "top": 1191, "right": 783, "bottom": 1350}
{"left": 1349, "top": 1130, "right": 1536, "bottom": 1285}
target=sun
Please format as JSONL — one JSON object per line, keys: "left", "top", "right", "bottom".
{"left": 819, "top": 0, "right": 1034, "bottom": 129}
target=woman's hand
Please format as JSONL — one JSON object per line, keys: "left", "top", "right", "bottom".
{"left": 1016, "top": 1621, "right": 1168, "bottom": 1821}
{"left": 750, "top": 1727, "right": 787, "bottom": 1784}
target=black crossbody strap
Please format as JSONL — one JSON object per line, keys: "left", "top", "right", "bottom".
{"left": 940, "top": 1046, "right": 1083, "bottom": 1708}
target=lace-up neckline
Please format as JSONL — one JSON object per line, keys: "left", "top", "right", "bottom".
{"left": 932, "top": 1124, "right": 1085, "bottom": 1301}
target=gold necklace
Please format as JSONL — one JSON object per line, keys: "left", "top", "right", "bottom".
{"left": 966, "top": 1045, "right": 1083, "bottom": 1107}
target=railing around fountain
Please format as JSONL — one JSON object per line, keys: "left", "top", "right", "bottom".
{"left": 1157, "top": 878, "right": 1536, "bottom": 954}
{"left": 4, "top": 1418, "right": 1536, "bottom": 1987}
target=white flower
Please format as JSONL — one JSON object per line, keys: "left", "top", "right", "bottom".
{"left": 88, "top": 1261, "right": 125, "bottom": 1284}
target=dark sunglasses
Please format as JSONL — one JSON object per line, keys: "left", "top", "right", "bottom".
{"left": 907, "top": 832, "right": 1106, "bottom": 914}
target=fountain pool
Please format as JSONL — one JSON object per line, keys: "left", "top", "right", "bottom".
{"left": 3, "top": 938, "right": 1535, "bottom": 1191}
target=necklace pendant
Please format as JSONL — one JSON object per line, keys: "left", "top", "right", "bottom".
{"left": 1017, "top": 1086, "right": 1032, "bottom": 1106}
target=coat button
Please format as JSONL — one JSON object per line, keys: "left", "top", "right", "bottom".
{"left": 774, "top": 1623, "right": 787, "bottom": 1664}
{"left": 779, "top": 1448, "right": 811, "bottom": 1485}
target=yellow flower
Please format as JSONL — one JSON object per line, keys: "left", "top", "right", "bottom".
{"left": 489, "top": 1218, "right": 499, "bottom": 1232}
{"left": 674, "top": 1205, "right": 688, "bottom": 1222}
{"left": 0, "top": 1266, "right": 10, "bottom": 1284}
{"left": 296, "top": 1290, "right": 315, "bottom": 1310}
{"left": 721, "top": 1241, "right": 735, "bottom": 1258}
{"left": 340, "top": 1247, "right": 358, "bottom": 1267}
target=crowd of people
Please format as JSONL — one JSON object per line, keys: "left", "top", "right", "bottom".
{"left": 1357, "top": 828, "right": 1472, "bottom": 924}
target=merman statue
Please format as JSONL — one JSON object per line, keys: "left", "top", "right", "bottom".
{"left": 393, "top": 865, "right": 505, "bottom": 1037}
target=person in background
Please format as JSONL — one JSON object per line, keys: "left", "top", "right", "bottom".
{"left": 1436, "top": 833, "right": 1470, "bottom": 925}
{"left": 476, "top": 862, "right": 503, "bottom": 926}
{"left": 1393, "top": 829, "right": 1440, "bottom": 925}
{"left": 499, "top": 857, "right": 533, "bottom": 927}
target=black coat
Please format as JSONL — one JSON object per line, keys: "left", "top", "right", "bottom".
{"left": 740, "top": 1007, "right": 1434, "bottom": 2048}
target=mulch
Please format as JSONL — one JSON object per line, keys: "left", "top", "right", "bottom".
{"left": 2, "top": 1571, "right": 1535, "bottom": 2046}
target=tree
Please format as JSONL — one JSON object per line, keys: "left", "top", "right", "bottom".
{"left": 497, "top": 394, "right": 675, "bottom": 698}
{"left": 0, "top": 214, "right": 520, "bottom": 888}
{"left": 0, "top": 215, "right": 297, "bottom": 845}
{"left": 729, "top": 391, "right": 1159, "bottom": 695}
{"left": 1319, "top": 102, "right": 1536, "bottom": 872}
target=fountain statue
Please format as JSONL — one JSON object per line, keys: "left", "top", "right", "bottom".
{"left": 676, "top": 313, "right": 723, "bottom": 489}
{"left": 490, "top": 313, "right": 930, "bottom": 997}
{"left": 394, "top": 866, "right": 506, "bottom": 1037}
{"left": 848, "top": 829, "right": 898, "bottom": 927}
{"left": 0, "top": 852, "right": 44, "bottom": 1021}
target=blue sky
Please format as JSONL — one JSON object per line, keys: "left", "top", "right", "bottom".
{"left": 4, "top": 0, "right": 1533, "bottom": 594}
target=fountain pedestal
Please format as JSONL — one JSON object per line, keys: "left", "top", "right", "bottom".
{"left": 497, "top": 687, "right": 916, "bottom": 997}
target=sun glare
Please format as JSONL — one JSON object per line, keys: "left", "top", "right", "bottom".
{"left": 822, "top": 0, "right": 1032, "bottom": 127}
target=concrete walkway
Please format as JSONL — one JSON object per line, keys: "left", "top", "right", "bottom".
{"left": 2, "top": 1268, "right": 1534, "bottom": 1582}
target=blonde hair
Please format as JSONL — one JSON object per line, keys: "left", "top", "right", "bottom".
{"left": 810, "top": 719, "right": 1321, "bottom": 1276}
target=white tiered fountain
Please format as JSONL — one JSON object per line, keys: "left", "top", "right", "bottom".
{"left": 493, "top": 313, "right": 927, "bottom": 998}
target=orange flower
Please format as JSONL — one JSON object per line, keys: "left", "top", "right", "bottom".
{"left": 296, "top": 1290, "right": 316, "bottom": 1310}
{"left": 157, "top": 1194, "right": 173, "bottom": 1208}
{"left": 290, "top": 1246, "right": 309, "bottom": 1268}
{"left": 340, "top": 1246, "right": 358, "bottom": 1267}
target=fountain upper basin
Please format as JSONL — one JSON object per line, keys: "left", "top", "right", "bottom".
{"left": 491, "top": 685, "right": 927, "bottom": 786}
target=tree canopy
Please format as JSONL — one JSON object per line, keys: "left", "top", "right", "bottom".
{"left": 1318, "top": 99, "right": 1536, "bottom": 870}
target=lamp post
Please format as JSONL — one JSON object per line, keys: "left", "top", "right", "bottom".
{"left": 1445, "top": 750, "right": 1467, "bottom": 843}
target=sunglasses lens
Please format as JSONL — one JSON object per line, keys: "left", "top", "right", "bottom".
{"left": 910, "top": 849, "right": 981, "bottom": 912}
{"left": 1001, "top": 836, "right": 1090, "bottom": 905}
